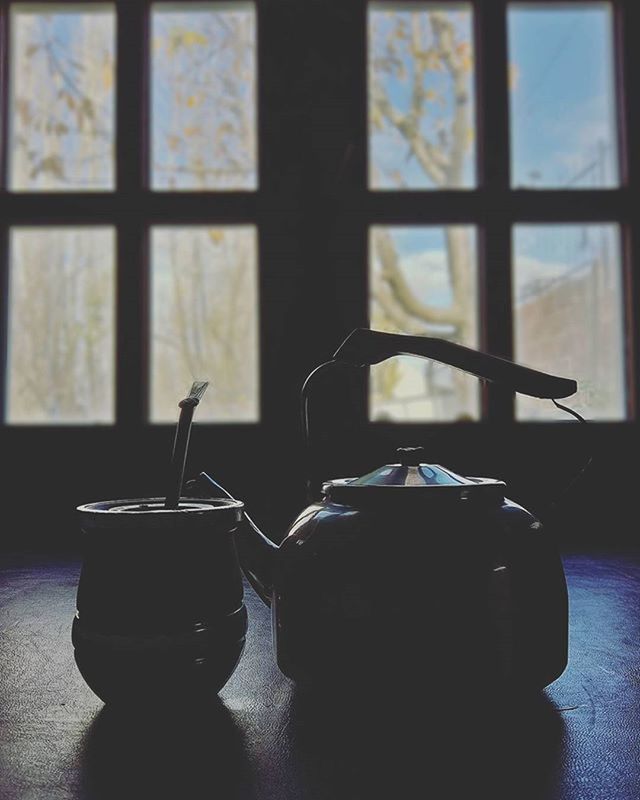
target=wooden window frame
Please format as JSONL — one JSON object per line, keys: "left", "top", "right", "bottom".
{"left": 363, "top": 0, "right": 637, "bottom": 429}
{"left": 0, "top": 0, "right": 637, "bottom": 439}
{"left": 0, "top": 0, "right": 261, "bottom": 430}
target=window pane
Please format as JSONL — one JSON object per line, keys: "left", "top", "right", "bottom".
{"left": 368, "top": 3, "right": 476, "bottom": 189}
{"left": 150, "top": 227, "right": 259, "bottom": 422}
{"left": 151, "top": 3, "right": 257, "bottom": 190}
{"left": 513, "top": 225, "right": 625, "bottom": 420}
{"left": 369, "top": 226, "right": 478, "bottom": 421}
{"left": 9, "top": 5, "right": 115, "bottom": 191}
{"left": 6, "top": 228, "right": 115, "bottom": 423}
{"left": 508, "top": 4, "right": 618, "bottom": 188}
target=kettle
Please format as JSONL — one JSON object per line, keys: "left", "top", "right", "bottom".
{"left": 190, "top": 329, "right": 576, "bottom": 691}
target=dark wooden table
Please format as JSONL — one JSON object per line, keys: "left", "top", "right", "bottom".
{"left": 1, "top": 551, "right": 639, "bottom": 800}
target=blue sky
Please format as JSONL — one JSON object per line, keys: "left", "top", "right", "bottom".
{"left": 508, "top": 4, "right": 617, "bottom": 188}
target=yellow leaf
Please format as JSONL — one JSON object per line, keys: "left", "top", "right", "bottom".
{"left": 370, "top": 107, "right": 384, "bottom": 131}
{"left": 208, "top": 229, "right": 224, "bottom": 244}
{"left": 168, "top": 32, "right": 181, "bottom": 57}
{"left": 509, "top": 63, "right": 520, "bottom": 92}
{"left": 424, "top": 51, "right": 441, "bottom": 72}
{"left": 466, "top": 128, "right": 475, "bottom": 151}
{"left": 186, "top": 95, "right": 200, "bottom": 108}
{"left": 183, "top": 31, "right": 208, "bottom": 47}
{"left": 425, "top": 89, "right": 437, "bottom": 101}
{"left": 102, "top": 63, "right": 113, "bottom": 92}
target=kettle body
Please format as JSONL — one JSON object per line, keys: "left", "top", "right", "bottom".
{"left": 191, "top": 328, "right": 577, "bottom": 691}
{"left": 270, "top": 476, "right": 567, "bottom": 690}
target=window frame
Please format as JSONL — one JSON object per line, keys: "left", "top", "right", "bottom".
{"left": 0, "top": 0, "right": 263, "bottom": 429}
{"left": 0, "top": 0, "right": 636, "bottom": 436}
{"left": 363, "top": 0, "right": 636, "bottom": 426}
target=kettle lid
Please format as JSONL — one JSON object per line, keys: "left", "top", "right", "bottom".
{"left": 352, "top": 447, "right": 476, "bottom": 487}
{"left": 322, "top": 447, "right": 505, "bottom": 506}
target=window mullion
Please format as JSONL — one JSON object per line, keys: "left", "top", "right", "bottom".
{"left": 476, "top": 0, "right": 513, "bottom": 422}
{"left": 115, "top": 0, "right": 148, "bottom": 426}
{"left": 116, "top": 0, "right": 147, "bottom": 194}
{"left": 257, "top": 0, "right": 363, "bottom": 441}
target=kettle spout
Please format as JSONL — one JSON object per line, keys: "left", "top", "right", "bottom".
{"left": 233, "top": 508, "right": 278, "bottom": 607}
{"left": 186, "top": 472, "right": 277, "bottom": 606}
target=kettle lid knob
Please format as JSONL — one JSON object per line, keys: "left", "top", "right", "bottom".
{"left": 396, "top": 447, "right": 425, "bottom": 467}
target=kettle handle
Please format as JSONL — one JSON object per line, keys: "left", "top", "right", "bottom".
{"left": 332, "top": 328, "right": 577, "bottom": 400}
{"left": 300, "top": 328, "right": 580, "bottom": 500}
{"left": 301, "top": 327, "right": 577, "bottom": 462}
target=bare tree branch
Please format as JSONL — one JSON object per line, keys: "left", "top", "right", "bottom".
{"left": 371, "top": 81, "right": 447, "bottom": 186}
{"left": 430, "top": 12, "right": 469, "bottom": 187}
{"left": 373, "top": 228, "right": 465, "bottom": 329}
{"left": 372, "top": 274, "right": 450, "bottom": 336}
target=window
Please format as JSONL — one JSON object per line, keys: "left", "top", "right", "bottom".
{"left": 508, "top": 3, "right": 618, "bottom": 189}
{"left": 150, "top": 224, "right": 259, "bottom": 422}
{"left": 366, "top": 0, "right": 631, "bottom": 422}
{"left": 9, "top": 4, "right": 116, "bottom": 191}
{"left": 7, "top": 226, "right": 116, "bottom": 423}
{"left": 369, "top": 224, "right": 480, "bottom": 421}
{"left": 513, "top": 223, "right": 625, "bottom": 420}
{"left": 0, "top": 0, "right": 259, "bottom": 426}
{"left": 0, "top": 0, "right": 636, "bottom": 435}
{"left": 368, "top": 4, "right": 477, "bottom": 190}
{"left": 150, "top": 3, "right": 257, "bottom": 190}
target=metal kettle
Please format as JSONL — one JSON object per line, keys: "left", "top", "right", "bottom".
{"left": 191, "top": 329, "right": 576, "bottom": 691}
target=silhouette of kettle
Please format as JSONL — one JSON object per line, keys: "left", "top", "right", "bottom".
{"left": 190, "top": 329, "right": 576, "bottom": 691}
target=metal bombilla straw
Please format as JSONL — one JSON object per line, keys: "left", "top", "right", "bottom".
{"left": 165, "top": 381, "right": 209, "bottom": 509}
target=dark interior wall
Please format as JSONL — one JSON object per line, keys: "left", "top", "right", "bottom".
{"left": 1, "top": 0, "right": 639, "bottom": 553}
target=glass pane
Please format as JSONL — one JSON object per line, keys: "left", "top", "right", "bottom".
{"left": 368, "top": 3, "right": 476, "bottom": 189}
{"left": 508, "top": 4, "right": 618, "bottom": 188}
{"left": 9, "top": 4, "right": 115, "bottom": 191}
{"left": 7, "top": 228, "right": 115, "bottom": 423}
{"left": 151, "top": 3, "right": 257, "bottom": 190}
{"left": 513, "top": 225, "right": 625, "bottom": 420}
{"left": 150, "top": 226, "right": 259, "bottom": 422}
{"left": 369, "top": 226, "right": 479, "bottom": 421}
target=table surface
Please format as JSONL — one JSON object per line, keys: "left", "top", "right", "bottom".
{"left": 1, "top": 550, "right": 639, "bottom": 800}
